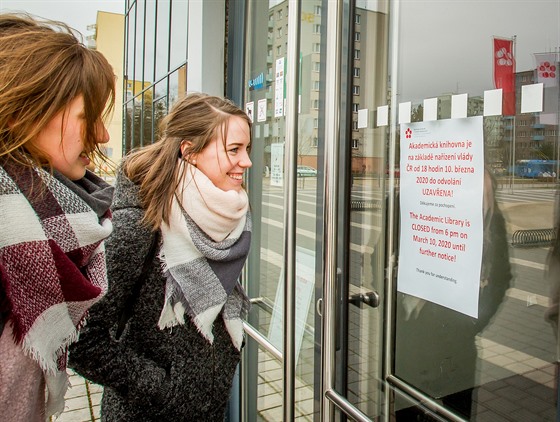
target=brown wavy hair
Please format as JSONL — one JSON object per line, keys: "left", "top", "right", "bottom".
{"left": 123, "top": 92, "right": 252, "bottom": 230}
{"left": 0, "top": 13, "right": 116, "bottom": 169}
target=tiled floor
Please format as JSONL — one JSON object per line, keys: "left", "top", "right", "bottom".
{"left": 473, "top": 365, "right": 557, "bottom": 422}
{"left": 51, "top": 371, "right": 101, "bottom": 422}
{"left": 56, "top": 345, "right": 558, "bottom": 421}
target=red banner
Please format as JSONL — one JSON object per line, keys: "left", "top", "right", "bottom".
{"left": 493, "top": 38, "right": 515, "bottom": 115}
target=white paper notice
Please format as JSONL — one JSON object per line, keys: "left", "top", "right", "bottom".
{"left": 270, "top": 142, "right": 284, "bottom": 187}
{"left": 423, "top": 98, "right": 438, "bottom": 122}
{"left": 451, "top": 94, "right": 468, "bottom": 119}
{"left": 377, "top": 105, "right": 389, "bottom": 127}
{"left": 268, "top": 247, "right": 315, "bottom": 366}
{"left": 358, "top": 109, "right": 369, "bottom": 128}
{"left": 397, "top": 116, "right": 484, "bottom": 318}
{"left": 275, "top": 57, "right": 285, "bottom": 118}
{"left": 257, "top": 98, "right": 267, "bottom": 122}
{"left": 399, "top": 102, "right": 412, "bottom": 124}
{"left": 245, "top": 101, "right": 254, "bottom": 123}
{"left": 483, "top": 89, "right": 503, "bottom": 116}
{"left": 521, "top": 83, "right": 543, "bottom": 113}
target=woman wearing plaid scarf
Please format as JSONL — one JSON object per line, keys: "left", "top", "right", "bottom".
{"left": 69, "top": 93, "right": 253, "bottom": 420}
{"left": 0, "top": 14, "right": 116, "bottom": 420}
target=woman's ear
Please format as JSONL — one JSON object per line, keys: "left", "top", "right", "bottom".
{"left": 180, "top": 140, "right": 193, "bottom": 158}
{"left": 180, "top": 140, "right": 198, "bottom": 165}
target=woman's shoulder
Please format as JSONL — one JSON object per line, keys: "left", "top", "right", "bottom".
{"left": 111, "top": 167, "right": 142, "bottom": 211}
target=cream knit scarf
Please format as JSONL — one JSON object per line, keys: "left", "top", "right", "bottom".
{"left": 158, "top": 162, "right": 251, "bottom": 350}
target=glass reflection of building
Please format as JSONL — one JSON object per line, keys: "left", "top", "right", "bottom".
{"left": 260, "top": 1, "right": 388, "bottom": 175}
{"left": 123, "top": 1, "right": 222, "bottom": 154}
{"left": 85, "top": 11, "right": 125, "bottom": 173}
{"left": 123, "top": 1, "right": 185, "bottom": 154}
{"left": 511, "top": 68, "right": 559, "bottom": 162}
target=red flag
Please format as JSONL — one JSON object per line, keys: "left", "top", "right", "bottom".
{"left": 493, "top": 37, "right": 516, "bottom": 115}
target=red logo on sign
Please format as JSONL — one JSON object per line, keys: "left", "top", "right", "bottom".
{"left": 538, "top": 61, "right": 557, "bottom": 79}
{"left": 405, "top": 128, "right": 412, "bottom": 139}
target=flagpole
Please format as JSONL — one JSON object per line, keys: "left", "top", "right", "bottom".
{"left": 556, "top": 48, "right": 560, "bottom": 183}
{"left": 511, "top": 35, "right": 517, "bottom": 193}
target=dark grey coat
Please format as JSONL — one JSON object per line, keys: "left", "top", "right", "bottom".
{"left": 69, "top": 172, "right": 241, "bottom": 421}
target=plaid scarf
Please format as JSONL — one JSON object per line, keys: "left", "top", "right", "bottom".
{"left": 158, "top": 163, "right": 251, "bottom": 350}
{"left": 0, "top": 162, "right": 112, "bottom": 416}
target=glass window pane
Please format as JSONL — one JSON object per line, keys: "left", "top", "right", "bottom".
{"left": 125, "top": 3, "right": 136, "bottom": 93}
{"left": 243, "top": 0, "right": 331, "bottom": 419}
{"left": 393, "top": 2, "right": 560, "bottom": 421}
{"left": 143, "top": 0, "right": 156, "bottom": 83}
{"left": 169, "top": 0, "right": 188, "bottom": 71}
{"left": 155, "top": 0, "right": 170, "bottom": 78}
{"left": 134, "top": 1, "right": 145, "bottom": 84}
{"left": 152, "top": 96, "right": 168, "bottom": 142}
{"left": 168, "top": 67, "right": 187, "bottom": 107}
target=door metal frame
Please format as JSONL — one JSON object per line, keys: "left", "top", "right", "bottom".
{"left": 282, "top": 0, "right": 302, "bottom": 421}
{"left": 320, "top": 0, "right": 344, "bottom": 419}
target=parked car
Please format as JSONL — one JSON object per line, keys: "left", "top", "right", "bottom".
{"left": 297, "top": 165, "right": 318, "bottom": 177}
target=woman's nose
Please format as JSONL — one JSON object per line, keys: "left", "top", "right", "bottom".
{"left": 241, "top": 152, "right": 252, "bottom": 168}
{"left": 96, "top": 124, "right": 110, "bottom": 144}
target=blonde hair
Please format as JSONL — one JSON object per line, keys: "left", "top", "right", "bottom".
{"left": 0, "top": 13, "right": 116, "bottom": 169}
{"left": 124, "top": 92, "right": 252, "bottom": 230}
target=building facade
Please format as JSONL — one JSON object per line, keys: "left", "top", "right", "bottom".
{"left": 88, "top": 11, "right": 125, "bottom": 174}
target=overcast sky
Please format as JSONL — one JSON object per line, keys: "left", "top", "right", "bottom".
{"left": 0, "top": 0, "right": 124, "bottom": 38}
{"left": 398, "top": 0, "right": 559, "bottom": 102}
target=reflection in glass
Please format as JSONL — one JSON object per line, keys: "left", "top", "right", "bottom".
{"left": 395, "top": 170, "right": 512, "bottom": 420}
{"left": 393, "top": 1, "right": 559, "bottom": 420}
{"left": 153, "top": 77, "right": 169, "bottom": 105}
{"left": 169, "top": 0, "right": 188, "bottom": 73}
{"left": 125, "top": 3, "right": 136, "bottom": 95}
{"left": 152, "top": 96, "right": 167, "bottom": 143}
{"left": 134, "top": 0, "right": 145, "bottom": 84}
{"left": 344, "top": 2, "right": 390, "bottom": 418}
{"left": 143, "top": 0, "right": 156, "bottom": 84}
{"left": 124, "top": 86, "right": 167, "bottom": 154}
{"left": 243, "top": 0, "right": 325, "bottom": 419}
{"left": 123, "top": 0, "right": 188, "bottom": 156}
{"left": 169, "top": 66, "right": 188, "bottom": 106}
{"left": 155, "top": 0, "right": 171, "bottom": 79}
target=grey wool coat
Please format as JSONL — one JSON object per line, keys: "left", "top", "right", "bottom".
{"left": 68, "top": 172, "right": 241, "bottom": 421}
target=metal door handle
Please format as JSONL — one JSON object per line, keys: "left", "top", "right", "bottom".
{"left": 349, "top": 291, "right": 380, "bottom": 308}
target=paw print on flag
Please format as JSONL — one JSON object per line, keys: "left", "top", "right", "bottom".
{"left": 405, "top": 128, "right": 412, "bottom": 139}
{"left": 538, "top": 61, "right": 557, "bottom": 80}
{"left": 495, "top": 48, "right": 513, "bottom": 66}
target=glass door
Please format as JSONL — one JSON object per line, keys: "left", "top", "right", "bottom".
{"left": 240, "top": 0, "right": 560, "bottom": 421}
{"left": 241, "top": 1, "right": 328, "bottom": 420}
{"left": 322, "top": 0, "right": 560, "bottom": 420}
{"left": 240, "top": 0, "right": 392, "bottom": 420}
{"left": 320, "top": 0, "right": 392, "bottom": 420}
{"left": 390, "top": 1, "right": 560, "bottom": 421}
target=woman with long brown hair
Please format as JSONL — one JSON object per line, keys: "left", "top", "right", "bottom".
{"left": 69, "top": 93, "right": 253, "bottom": 420}
{"left": 0, "top": 13, "right": 116, "bottom": 420}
